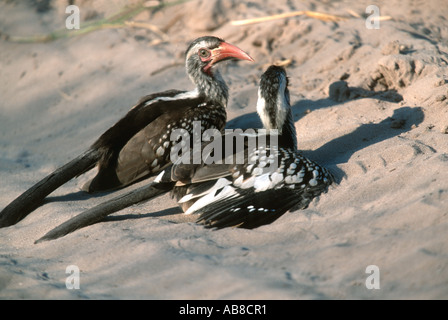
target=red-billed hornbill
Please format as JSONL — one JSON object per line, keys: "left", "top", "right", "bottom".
{"left": 36, "top": 66, "right": 333, "bottom": 243}
{"left": 0, "top": 36, "right": 253, "bottom": 228}
{"left": 175, "top": 65, "right": 333, "bottom": 228}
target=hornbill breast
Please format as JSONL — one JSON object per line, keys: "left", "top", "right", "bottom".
{"left": 84, "top": 93, "right": 227, "bottom": 193}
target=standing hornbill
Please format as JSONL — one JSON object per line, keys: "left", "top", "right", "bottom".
{"left": 0, "top": 36, "right": 253, "bottom": 228}
{"left": 36, "top": 65, "right": 333, "bottom": 243}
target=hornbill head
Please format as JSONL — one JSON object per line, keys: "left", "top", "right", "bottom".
{"left": 185, "top": 37, "right": 253, "bottom": 103}
{"left": 256, "top": 65, "right": 297, "bottom": 150}
{"left": 186, "top": 36, "right": 253, "bottom": 76}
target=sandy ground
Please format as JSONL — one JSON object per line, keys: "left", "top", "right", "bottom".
{"left": 0, "top": 0, "right": 447, "bottom": 299}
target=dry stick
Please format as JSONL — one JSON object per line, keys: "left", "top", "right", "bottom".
{"left": 346, "top": 9, "right": 362, "bottom": 18}
{"left": 304, "top": 11, "right": 348, "bottom": 22}
{"left": 231, "top": 10, "right": 393, "bottom": 26}
{"left": 230, "top": 10, "right": 348, "bottom": 26}
{"left": 150, "top": 62, "right": 184, "bottom": 76}
{"left": 124, "top": 21, "right": 169, "bottom": 41}
{"left": 377, "top": 16, "right": 393, "bottom": 21}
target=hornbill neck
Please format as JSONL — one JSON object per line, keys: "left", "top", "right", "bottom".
{"left": 257, "top": 66, "right": 297, "bottom": 150}
{"left": 278, "top": 108, "right": 297, "bottom": 150}
{"left": 188, "top": 66, "right": 229, "bottom": 106}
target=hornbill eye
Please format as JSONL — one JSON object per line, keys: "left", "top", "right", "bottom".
{"left": 198, "top": 48, "right": 211, "bottom": 59}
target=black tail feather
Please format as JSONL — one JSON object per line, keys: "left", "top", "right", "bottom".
{"left": 35, "top": 181, "right": 175, "bottom": 243}
{"left": 196, "top": 188, "right": 304, "bottom": 229}
{"left": 0, "top": 149, "right": 101, "bottom": 228}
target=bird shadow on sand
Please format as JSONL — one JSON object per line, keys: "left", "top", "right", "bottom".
{"left": 227, "top": 85, "right": 424, "bottom": 184}
{"left": 103, "top": 206, "right": 183, "bottom": 222}
{"left": 46, "top": 188, "right": 183, "bottom": 224}
{"left": 304, "top": 105, "right": 424, "bottom": 183}
{"left": 46, "top": 189, "right": 113, "bottom": 203}
{"left": 226, "top": 84, "right": 404, "bottom": 130}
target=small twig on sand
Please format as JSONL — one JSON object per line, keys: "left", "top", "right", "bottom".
{"left": 150, "top": 61, "right": 184, "bottom": 76}
{"left": 230, "top": 10, "right": 348, "bottom": 26}
{"left": 377, "top": 16, "right": 393, "bottom": 21}
{"left": 261, "top": 59, "right": 294, "bottom": 71}
{"left": 346, "top": 9, "right": 361, "bottom": 18}
{"left": 231, "top": 9, "right": 394, "bottom": 26}
{"left": 125, "top": 21, "right": 169, "bottom": 41}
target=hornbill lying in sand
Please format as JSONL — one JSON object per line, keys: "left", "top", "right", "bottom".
{"left": 36, "top": 65, "right": 333, "bottom": 243}
{"left": 0, "top": 36, "right": 253, "bottom": 228}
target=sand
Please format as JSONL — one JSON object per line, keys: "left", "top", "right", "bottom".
{"left": 0, "top": 0, "right": 447, "bottom": 299}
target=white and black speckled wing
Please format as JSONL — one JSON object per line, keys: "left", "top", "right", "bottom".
{"left": 185, "top": 146, "right": 333, "bottom": 229}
